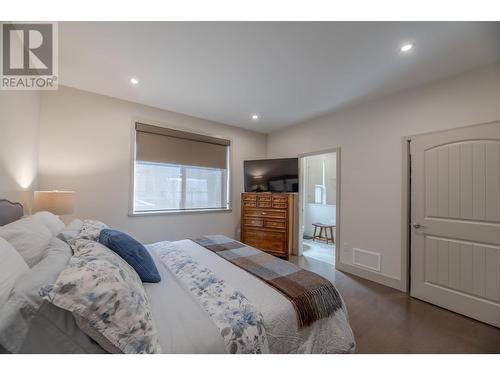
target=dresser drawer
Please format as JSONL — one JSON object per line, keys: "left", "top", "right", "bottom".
{"left": 257, "top": 195, "right": 272, "bottom": 208}
{"left": 243, "top": 200, "right": 257, "bottom": 208}
{"left": 244, "top": 208, "right": 287, "bottom": 219}
{"left": 243, "top": 217, "right": 263, "bottom": 227}
{"left": 257, "top": 201, "right": 272, "bottom": 208}
{"left": 264, "top": 219, "right": 286, "bottom": 230}
{"left": 272, "top": 195, "right": 288, "bottom": 209}
{"left": 242, "top": 229, "right": 286, "bottom": 254}
{"left": 242, "top": 194, "right": 257, "bottom": 201}
{"left": 272, "top": 202, "right": 287, "bottom": 209}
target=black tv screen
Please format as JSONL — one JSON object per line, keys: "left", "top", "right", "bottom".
{"left": 244, "top": 158, "right": 299, "bottom": 193}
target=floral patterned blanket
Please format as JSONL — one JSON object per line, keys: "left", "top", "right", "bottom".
{"left": 151, "top": 241, "right": 269, "bottom": 354}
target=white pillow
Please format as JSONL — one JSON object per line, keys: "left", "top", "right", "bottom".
{"left": 31, "top": 211, "right": 65, "bottom": 236}
{"left": 0, "top": 217, "right": 53, "bottom": 267}
{"left": 57, "top": 218, "right": 84, "bottom": 243}
{"left": 0, "top": 237, "right": 29, "bottom": 306}
{"left": 0, "top": 237, "right": 72, "bottom": 352}
{"left": 65, "top": 218, "right": 83, "bottom": 231}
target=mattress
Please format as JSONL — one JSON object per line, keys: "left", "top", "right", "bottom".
{"left": 145, "top": 239, "right": 355, "bottom": 354}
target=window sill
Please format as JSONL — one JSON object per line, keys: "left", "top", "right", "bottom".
{"left": 129, "top": 208, "right": 232, "bottom": 217}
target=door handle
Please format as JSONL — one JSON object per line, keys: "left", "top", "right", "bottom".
{"left": 413, "top": 223, "right": 422, "bottom": 229}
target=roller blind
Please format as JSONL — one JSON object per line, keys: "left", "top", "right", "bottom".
{"left": 135, "top": 123, "right": 230, "bottom": 169}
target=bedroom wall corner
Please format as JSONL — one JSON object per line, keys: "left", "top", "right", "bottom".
{"left": 0, "top": 91, "right": 41, "bottom": 211}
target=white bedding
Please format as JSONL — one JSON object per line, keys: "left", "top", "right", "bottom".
{"left": 146, "top": 239, "right": 355, "bottom": 354}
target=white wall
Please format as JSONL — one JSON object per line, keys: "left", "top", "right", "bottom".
{"left": 38, "top": 86, "right": 267, "bottom": 243}
{"left": 267, "top": 62, "right": 500, "bottom": 285}
{"left": 0, "top": 91, "right": 40, "bottom": 209}
{"left": 304, "top": 204, "right": 336, "bottom": 237}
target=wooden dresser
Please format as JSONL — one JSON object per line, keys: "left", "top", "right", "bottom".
{"left": 240, "top": 192, "right": 298, "bottom": 259}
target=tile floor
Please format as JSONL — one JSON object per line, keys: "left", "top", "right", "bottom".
{"left": 302, "top": 238, "right": 335, "bottom": 265}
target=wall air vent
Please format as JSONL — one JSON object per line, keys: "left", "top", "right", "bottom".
{"left": 353, "top": 248, "right": 381, "bottom": 272}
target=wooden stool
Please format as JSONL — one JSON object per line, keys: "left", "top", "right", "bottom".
{"left": 312, "top": 223, "right": 335, "bottom": 244}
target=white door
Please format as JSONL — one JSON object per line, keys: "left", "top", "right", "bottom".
{"left": 411, "top": 121, "right": 500, "bottom": 328}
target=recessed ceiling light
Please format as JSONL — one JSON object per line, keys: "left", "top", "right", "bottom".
{"left": 400, "top": 43, "right": 414, "bottom": 53}
{"left": 130, "top": 77, "right": 139, "bottom": 85}
{"left": 251, "top": 114, "right": 259, "bottom": 120}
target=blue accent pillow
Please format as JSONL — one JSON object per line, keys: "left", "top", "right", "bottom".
{"left": 99, "top": 229, "right": 161, "bottom": 283}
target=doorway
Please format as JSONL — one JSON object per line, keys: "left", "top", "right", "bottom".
{"left": 409, "top": 121, "right": 500, "bottom": 328}
{"left": 299, "top": 150, "right": 339, "bottom": 266}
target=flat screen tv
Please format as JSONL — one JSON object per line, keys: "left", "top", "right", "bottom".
{"left": 244, "top": 158, "right": 299, "bottom": 193}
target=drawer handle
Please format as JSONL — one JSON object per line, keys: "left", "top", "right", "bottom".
{"left": 261, "top": 212, "right": 266, "bottom": 215}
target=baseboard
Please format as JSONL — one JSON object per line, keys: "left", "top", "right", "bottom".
{"left": 336, "top": 261, "right": 405, "bottom": 292}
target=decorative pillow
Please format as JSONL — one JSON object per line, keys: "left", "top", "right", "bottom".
{"left": 0, "top": 237, "right": 72, "bottom": 352}
{"left": 73, "top": 315, "right": 121, "bottom": 354}
{"left": 40, "top": 239, "right": 162, "bottom": 354}
{"left": 57, "top": 218, "right": 84, "bottom": 243}
{"left": 31, "top": 211, "right": 65, "bottom": 236}
{"left": 0, "top": 217, "right": 52, "bottom": 267}
{"left": 0, "top": 237, "right": 29, "bottom": 307}
{"left": 99, "top": 229, "right": 161, "bottom": 283}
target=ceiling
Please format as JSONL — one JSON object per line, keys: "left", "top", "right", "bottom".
{"left": 59, "top": 22, "right": 500, "bottom": 133}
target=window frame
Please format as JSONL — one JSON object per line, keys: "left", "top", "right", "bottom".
{"left": 129, "top": 121, "right": 232, "bottom": 216}
{"left": 314, "top": 184, "right": 326, "bottom": 205}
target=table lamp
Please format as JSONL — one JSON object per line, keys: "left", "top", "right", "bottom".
{"left": 32, "top": 191, "right": 75, "bottom": 216}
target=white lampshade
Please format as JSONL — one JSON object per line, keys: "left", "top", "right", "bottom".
{"left": 32, "top": 191, "right": 75, "bottom": 215}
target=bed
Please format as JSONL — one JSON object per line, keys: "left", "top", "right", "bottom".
{"left": 0, "top": 199, "right": 355, "bottom": 354}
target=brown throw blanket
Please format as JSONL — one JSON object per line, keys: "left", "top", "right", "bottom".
{"left": 192, "top": 235, "right": 344, "bottom": 328}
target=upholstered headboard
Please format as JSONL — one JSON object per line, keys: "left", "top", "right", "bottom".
{"left": 0, "top": 199, "right": 24, "bottom": 226}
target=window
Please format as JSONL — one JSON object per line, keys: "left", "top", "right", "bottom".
{"left": 133, "top": 123, "right": 230, "bottom": 213}
{"left": 314, "top": 184, "right": 326, "bottom": 204}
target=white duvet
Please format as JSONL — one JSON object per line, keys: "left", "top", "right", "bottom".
{"left": 145, "top": 240, "right": 355, "bottom": 354}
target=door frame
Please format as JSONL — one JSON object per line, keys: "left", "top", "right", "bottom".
{"left": 401, "top": 137, "right": 411, "bottom": 293}
{"left": 298, "top": 147, "right": 341, "bottom": 267}
{"left": 401, "top": 119, "right": 500, "bottom": 294}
